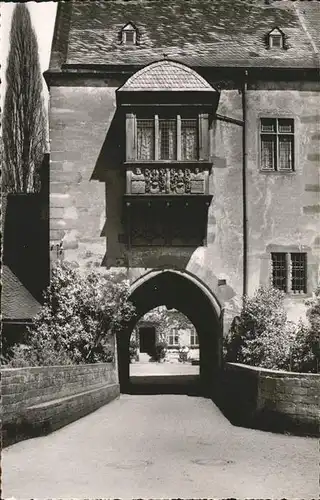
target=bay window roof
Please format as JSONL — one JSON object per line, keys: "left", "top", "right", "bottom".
{"left": 118, "top": 60, "right": 215, "bottom": 92}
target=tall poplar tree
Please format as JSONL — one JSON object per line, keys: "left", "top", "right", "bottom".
{"left": 2, "top": 3, "right": 46, "bottom": 193}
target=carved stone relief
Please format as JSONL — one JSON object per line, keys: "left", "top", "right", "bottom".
{"left": 130, "top": 166, "right": 206, "bottom": 195}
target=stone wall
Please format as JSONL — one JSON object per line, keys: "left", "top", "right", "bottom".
{"left": 48, "top": 81, "right": 320, "bottom": 330}
{"left": 2, "top": 363, "right": 119, "bottom": 447}
{"left": 220, "top": 363, "right": 319, "bottom": 436}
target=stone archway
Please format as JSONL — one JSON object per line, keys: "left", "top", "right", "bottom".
{"left": 117, "top": 269, "right": 223, "bottom": 395}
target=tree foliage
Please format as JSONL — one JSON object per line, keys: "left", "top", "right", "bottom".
{"left": 4, "top": 263, "right": 136, "bottom": 367}
{"left": 2, "top": 3, "right": 46, "bottom": 193}
{"left": 224, "top": 286, "right": 319, "bottom": 373}
{"left": 140, "top": 306, "right": 193, "bottom": 344}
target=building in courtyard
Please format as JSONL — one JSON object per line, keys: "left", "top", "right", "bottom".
{"left": 45, "top": 0, "right": 320, "bottom": 387}
{"left": 132, "top": 307, "right": 199, "bottom": 362}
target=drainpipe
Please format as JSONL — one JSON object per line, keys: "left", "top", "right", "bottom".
{"left": 242, "top": 70, "right": 248, "bottom": 298}
{"left": 215, "top": 69, "right": 249, "bottom": 300}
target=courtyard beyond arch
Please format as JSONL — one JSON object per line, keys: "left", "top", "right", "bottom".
{"left": 117, "top": 268, "right": 223, "bottom": 395}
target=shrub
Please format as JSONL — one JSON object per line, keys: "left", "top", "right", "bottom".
{"left": 4, "top": 262, "right": 136, "bottom": 367}
{"left": 225, "top": 285, "right": 319, "bottom": 373}
{"left": 129, "top": 339, "right": 139, "bottom": 363}
{"left": 4, "top": 341, "right": 74, "bottom": 368}
{"left": 294, "top": 286, "right": 320, "bottom": 373}
{"left": 289, "top": 320, "right": 318, "bottom": 373}
{"left": 224, "top": 287, "right": 292, "bottom": 369}
{"left": 152, "top": 340, "right": 167, "bottom": 362}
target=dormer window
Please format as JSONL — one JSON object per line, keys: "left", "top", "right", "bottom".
{"left": 121, "top": 23, "right": 137, "bottom": 45}
{"left": 268, "top": 28, "right": 285, "bottom": 49}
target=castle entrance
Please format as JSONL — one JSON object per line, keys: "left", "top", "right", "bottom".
{"left": 117, "top": 269, "right": 223, "bottom": 395}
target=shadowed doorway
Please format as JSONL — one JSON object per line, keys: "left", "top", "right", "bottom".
{"left": 139, "top": 326, "right": 156, "bottom": 355}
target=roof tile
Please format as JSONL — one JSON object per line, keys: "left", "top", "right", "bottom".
{"left": 119, "top": 61, "right": 215, "bottom": 91}
{"left": 2, "top": 266, "right": 42, "bottom": 321}
{"left": 51, "top": 0, "right": 320, "bottom": 70}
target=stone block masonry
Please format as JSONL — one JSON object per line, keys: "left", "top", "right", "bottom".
{"left": 2, "top": 363, "right": 119, "bottom": 447}
{"left": 220, "top": 363, "right": 319, "bottom": 436}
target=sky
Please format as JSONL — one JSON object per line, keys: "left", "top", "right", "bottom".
{"left": 0, "top": 1, "right": 57, "bottom": 107}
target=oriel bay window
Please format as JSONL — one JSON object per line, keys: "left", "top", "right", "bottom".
{"left": 118, "top": 60, "right": 217, "bottom": 250}
{"left": 128, "top": 113, "right": 207, "bottom": 162}
{"left": 260, "top": 118, "right": 294, "bottom": 172}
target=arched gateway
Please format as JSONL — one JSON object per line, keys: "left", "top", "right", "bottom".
{"left": 117, "top": 269, "right": 223, "bottom": 394}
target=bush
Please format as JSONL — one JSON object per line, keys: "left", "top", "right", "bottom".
{"left": 4, "top": 342, "right": 74, "bottom": 368}
{"left": 129, "top": 339, "right": 139, "bottom": 363}
{"left": 3, "top": 262, "right": 136, "bottom": 367}
{"left": 152, "top": 340, "right": 167, "bottom": 362}
{"left": 292, "top": 287, "right": 320, "bottom": 373}
{"left": 289, "top": 320, "right": 318, "bottom": 373}
{"left": 224, "top": 287, "right": 292, "bottom": 369}
{"left": 224, "top": 286, "right": 319, "bottom": 373}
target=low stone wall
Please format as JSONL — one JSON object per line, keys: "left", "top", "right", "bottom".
{"left": 2, "top": 363, "right": 119, "bottom": 447}
{"left": 220, "top": 363, "right": 319, "bottom": 436}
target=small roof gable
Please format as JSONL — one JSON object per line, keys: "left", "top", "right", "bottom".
{"left": 118, "top": 60, "right": 215, "bottom": 92}
{"left": 2, "top": 266, "right": 42, "bottom": 321}
{"left": 122, "top": 22, "right": 136, "bottom": 32}
{"left": 268, "top": 27, "right": 284, "bottom": 37}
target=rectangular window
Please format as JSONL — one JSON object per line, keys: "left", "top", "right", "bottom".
{"left": 271, "top": 253, "right": 287, "bottom": 292}
{"left": 291, "top": 253, "right": 307, "bottom": 294}
{"left": 181, "top": 119, "right": 198, "bottom": 160}
{"left": 260, "top": 118, "right": 294, "bottom": 172}
{"left": 132, "top": 115, "right": 200, "bottom": 161}
{"left": 159, "top": 119, "right": 177, "bottom": 160}
{"left": 137, "top": 119, "right": 154, "bottom": 160}
{"left": 271, "top": 252, "right": 307, "bottom": 294}
{"left": 124, "top": 31, "right": 135, "bottom": 44}
{"left": 167, "top": 329, "right": 179, "bottom": 346}
{"left": 270, "top": 35, "right": 282, "bottom": 48}
{"left": 190, "top": 330, "right": 199, "bottom": 346}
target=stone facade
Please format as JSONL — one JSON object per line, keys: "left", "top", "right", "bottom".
{"left": 47, "top": 83, "right": 319, "bottom": 326}
{"left": 46, "top": 1, "right": 320, "bottom": 336}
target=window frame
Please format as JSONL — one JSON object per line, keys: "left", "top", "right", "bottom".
{"left": 121, "top": 23, "right": 138, "bottom": 46}
{"left": 271, "top": 252, "right": 307, "bottom": 295}
{"left": 167, "top": 329, "right": 180, "bottom": 347}
{"left": 267, "top": 28, "right": 285, "bottom": 49}
{"left": 189, "top": 330, "right": 199, "bottom": 347}
{"left": 260, "top": 117, "right": 295, "bottom": 172}
{"left": 269, "top": 34, "right": 283, "bottom": 49}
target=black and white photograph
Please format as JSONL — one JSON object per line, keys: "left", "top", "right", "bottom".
{"left": 1, "top": 1, "right": 319, "bottom": 498}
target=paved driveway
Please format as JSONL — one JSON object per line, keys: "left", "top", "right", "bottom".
{"left": 2, "top": 394, "right": 319, "bottom": 499}
{"left": 130, "top": 360, "right": 199, "bottom": 376}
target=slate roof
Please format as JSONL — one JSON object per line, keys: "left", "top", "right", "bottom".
{"left": 119, "top": 61, "right": 215, "bottom": 91}
{"left": 2, "top": 265, "right": 41, "bottom": 321}
{"left": 50, "top": 0, "right": 320, "bottom": 71}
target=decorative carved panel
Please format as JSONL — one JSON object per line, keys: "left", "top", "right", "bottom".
{"left": 129, "top": 166, "right": 208, "bottom": 195}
